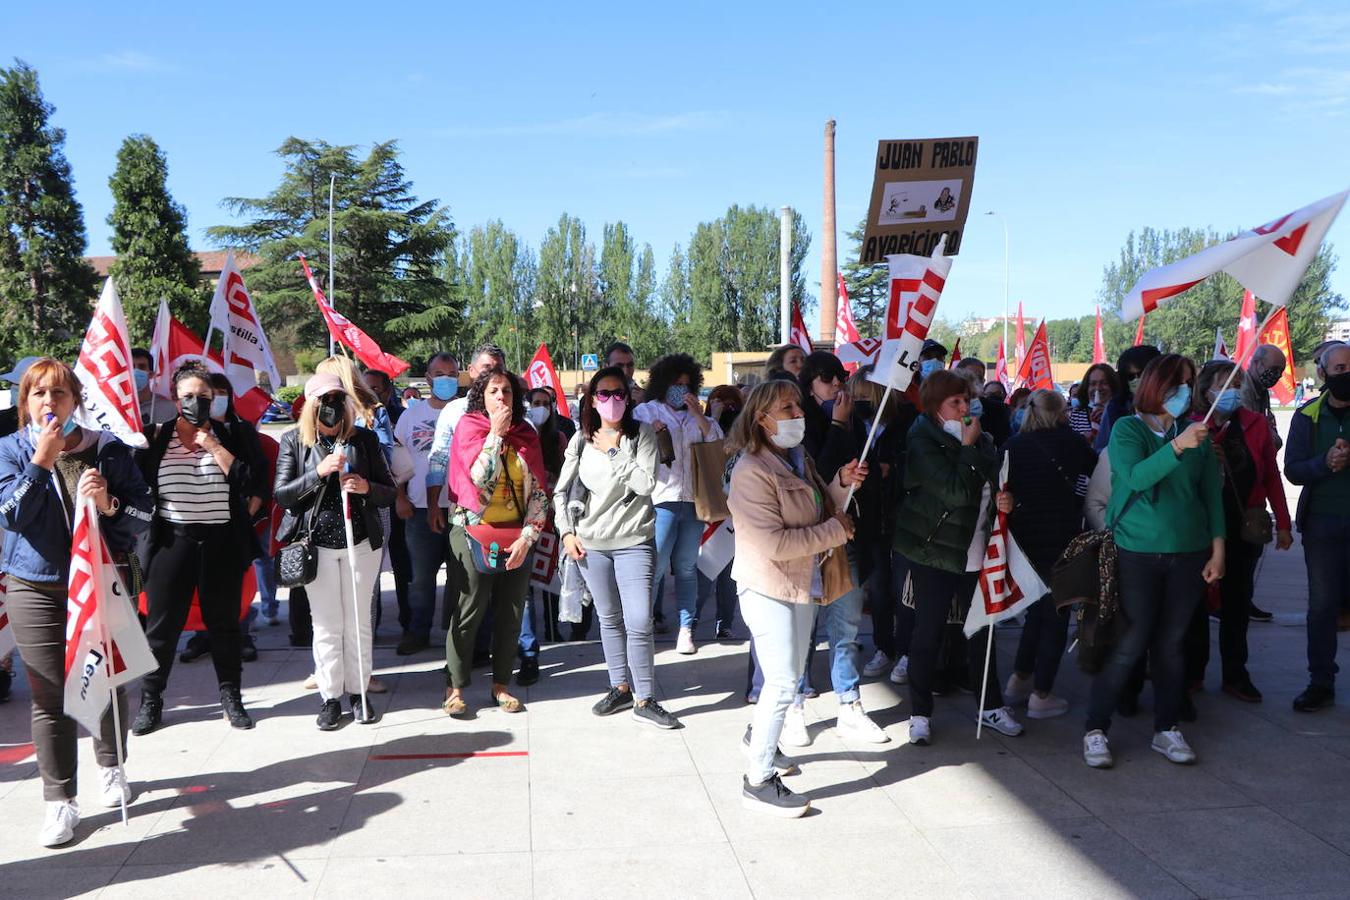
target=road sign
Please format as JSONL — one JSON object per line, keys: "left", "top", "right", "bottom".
{"left": 581, "top": 353, "right": 599, "bottom": 371}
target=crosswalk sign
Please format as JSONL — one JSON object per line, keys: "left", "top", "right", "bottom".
{"left": 581, "top": 353, "right": 600, "bottom": 371}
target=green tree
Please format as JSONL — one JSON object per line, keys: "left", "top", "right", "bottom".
{"left": 627, "top": 242, "right": 665, "bottom": 363}
{"left": 660, "top": 243, "right": 693, "bottom": 355}
{"left": 208, "top": 138, "right": 458, "bottom": 364}
{"left": 107, "top": 134, "right": 203, "bottom": 340}
{"left": 0, "top": 60, "right": 98, "bottom": 359}
{"left": 535, "top": 213, "right": 596, "bottom": 372}
{"left": 840, "top": 218, "right": 889, "bottom": 337}
{"left": 457, "top": 220, "right": 536, "bottom": 370}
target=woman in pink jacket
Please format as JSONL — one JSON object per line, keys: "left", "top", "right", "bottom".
{"left": 1185, "top": 360, "right": 1293, "bottom": 704}
{"left": 727, "top": 380, "right": 865, "bottom": 818}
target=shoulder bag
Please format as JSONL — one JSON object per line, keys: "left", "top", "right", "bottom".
{"left": 464, "top": 454, "right": 526, "bottom": 574}
{"left": 275, "top": 465, "right": 331, "bottom": 589}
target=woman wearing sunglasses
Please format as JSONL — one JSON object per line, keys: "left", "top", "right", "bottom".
{"left": 556, "top": 368, "right": 678, "bottom": 728}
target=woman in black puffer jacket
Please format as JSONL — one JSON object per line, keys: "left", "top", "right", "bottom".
{"left": 1002, "top": 389, "right": 1098, "bottom": 718}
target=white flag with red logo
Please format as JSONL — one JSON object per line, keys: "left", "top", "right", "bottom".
{"left": 835, "top": 273, "right": 860, "bottom": 345}
{"left": 525, "top": 343, "right": 570, "bottom": 419}
{"left": 1213, "top": 327, "right": 1231, "bottom": 361}
{"left": 209, "top": 251, "right": 283, "bottom": 392}
{"left": 836, "top": 337, "right": 884, "bottom": 367}
{"left": 64, "top": 497, "right": 156, "bottom": 733}
{"left": 73, "top": 278, "right": 144, "bottom": 448}
{"left": 697, "top": 518, "right": 735, "bottom": 579}
{"left": 789, "top": 304, "right": 813, "bottom": 354}
{"left": 868, "top": 238, "right": 952, "bottom": 392}
{"left": 965, "top": 458, "right": 1046, "bottom": 636}
{"left": 994, "top": 339, "right": 1010, "bottom": 389}
{"left": 298, "top": 254, "right": 410, "bottom": 377}
{"left": 1015, "top": 320, "right": 1055, "bottom": 391}
{"left": 1233, "top": 290, "right": 1259, "bottom": 368}
{"left": 1120, "top": 189, "right": 1348, "bottom": 321}
{"left": 0, "top": 575, "right": 14, "bottom": 659}
{"left": 150, "top": 308, "right": 272, "bottom": 424}
{"left": 1093, "top": 306, "right": 1106, "bottom": 365}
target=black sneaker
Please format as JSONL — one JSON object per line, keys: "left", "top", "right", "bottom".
{"left": 0, "top": 668, "right": 10, "bottom": 703}
{"left": 715, "top": 626, "right": 734, "bottom": 641}
{"left": 132, "top": 692, "right": 163, "bottom": 736}
{"left": 317, "top": 699, "right": 342, "bottom": 731}
{"left": 741, "top": 773, "right": 810, "bottom": 818}
{"left": 1294, "top": 685, "right": 1335, "bottom": 712}
{"left": 349, "top": 693, "right": 378, "bottom": 725}
{"left": 1248, "top": 603, "right": 1274, "bottom": 622}
{"left": 240, "top": 635, "right": 258, "bottom": 663}
{"left": 179, "top": 633, "right": 210, "bottom": 663}
{"left": 396, "top": 634, "right": 429, "bottom": 657}
{"left": 592, "top": 687, "right": 634, "bottom": 716}
{"left": 742, "top": 725, "right": 800, "bottom": 775}
{"left": 516, "top": 656, "right": 540, "bottom": 687}
{"left": 1222, "top": 679, "right": 1263, "bottom": 703}
{"left": 219, "top": 687, "right": 254, "bottom": 730}
{"left": 632, "top": 699, "right": 681, "bottom": 729}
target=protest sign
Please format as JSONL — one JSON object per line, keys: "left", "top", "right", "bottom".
{"left": 861, "top": 137, "right": 978, "bottom": 263}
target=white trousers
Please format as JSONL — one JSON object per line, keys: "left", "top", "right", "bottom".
{"left": 310, "top": 540, "right": 383, "bottom": 701}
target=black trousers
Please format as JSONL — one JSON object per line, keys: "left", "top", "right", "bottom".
{"left": 907, "top": 563, "right": 1002, "bottom": 717}
{"left": 1014, "top": 594, "right": 1070, "bottom": 694}
{"left": 1185, "top": 539, "right": 1263, "bottom": 686}
{"left": 387, "top": 514, "right": 412, "bottom": 632}
{"left": 142, "top": 522, "right": 247, "bottom": 695}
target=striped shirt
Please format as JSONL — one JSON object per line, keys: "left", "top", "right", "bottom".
{"left": 156, "top": 434, "right": 231, "bottom": 525}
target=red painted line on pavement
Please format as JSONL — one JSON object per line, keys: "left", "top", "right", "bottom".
{"left": 368, "top": 751, "right": 528, "bottom": 760}
{"left": 0, "top": 743, "right": 34, "bottom": 764}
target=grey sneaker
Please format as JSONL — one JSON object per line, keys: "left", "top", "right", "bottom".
{"left": 1151, "top": 728, "right": 1197, "bottom": 764}
{"left": 632, "top": 699, "right": 681, "bottom": 729}
{"left": 742, "top": 773, "right": 810, "bottom": 818}
{"left": 1083, "top": 729, "right": 1113, "bottom": 768}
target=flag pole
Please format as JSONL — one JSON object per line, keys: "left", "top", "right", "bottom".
{"left": 87, "top": 494, "right": 130, "bottom": 826}
{"left": 1201, "top": 306, "right": 1281, "bottom": 426}
{"left": 841, "top": 381, "right": 894, "bottom": 511}
{"left": 338, "top": 443, "right": 370, "bottom": 722}
{"left": 976, "top": 625, "right": 995, "bottom": 740}
{"left": 328, "top": 173, "right": 337, "bottom": 359}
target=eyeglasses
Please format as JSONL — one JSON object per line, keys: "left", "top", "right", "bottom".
{"left": 595, "top": 389, "right": 628, "bottom": 400}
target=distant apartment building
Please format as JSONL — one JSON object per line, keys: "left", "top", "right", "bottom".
{"left": 1327, "top": 319, "right": 1350, "bottom": 344}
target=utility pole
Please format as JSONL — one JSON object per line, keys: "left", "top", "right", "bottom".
{"left": 820, "top": 119, "right": 838, "bottom": 345}
{"left": 779, "top": 206, "right": 792, "bottom": 345}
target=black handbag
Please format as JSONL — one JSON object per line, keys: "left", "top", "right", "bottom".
{"left": 276, "top": 474, "right": 330, "bottom": 588}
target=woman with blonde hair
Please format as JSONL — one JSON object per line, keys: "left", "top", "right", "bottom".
{"left": 728, "top": 379, "right": 866, "bottom": 817}
{"left": 274, "top": 374, "right": 395, "bottom": 730}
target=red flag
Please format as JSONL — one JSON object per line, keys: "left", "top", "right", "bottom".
{"left": 1092, "top": 305, "right": 1106, "bottom": 364}
{"left": 835, "top": 274, "right": 860, "bottom": 345}
{"left": 1016, "top": 320, "right": 1054, "bottom": 391}
{"left": 1234, "top": 290, "right": 1260, "bottom": 368}
{"left": 151, "top": 311, "right": 272, "bottom": 424}
{"left": 1014, "top": 302, "right": 1026, "bottom": 372}
{"left": 73, "top": 279, "right": 144, "bottom": 447}
{"left": 948, "top": 338, "right": 962, "bottom": 369}
{"left": 299, "top": 254, "right": 410, "bottom": 377}
{"left": 525, "top": 343, "right": 571, "bottom": 419}
{"left": 994, "top": 339, "right": 1009, "bottom": 389}
{"left": 1257, "top": 307, "right": 1297, "bottom": 405}
{"left": 789, "top": 304, "right": 813, "bottom": 354}
{"left": 1133, "top": 312, "right": 1147, "bottom": 347}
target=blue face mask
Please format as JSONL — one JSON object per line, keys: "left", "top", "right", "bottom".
{"left": 968, "top": 398, "right": 984, "bottom": 419}
{"left": 1163, "top": 383, "right": 1192, "bottom": 419}
{"left": 920, "top": 359, "right": 942, "bottom": 379}
{"left": 1213, "top": 388, "right": 1241, "bottom": 414}
{"left": 133, "top": 369, "right": 150, "bottom": 391}
{"left": 210, "top": 396, "right": 229, "bottom": 420}
{"left": 1070, "top": 396, "right": 1082, "bottom": 410}
{"left": 665, "top": 385, "right": 689, "bottom": 409}
{"left": 28, "top": 415, "right": 78, "bottom": 444}
{"left": 1012, "top": 407, "right": 1027, "bottom": 429}
{"left": 431, "top": 375, "right": 458, "bottom": 402}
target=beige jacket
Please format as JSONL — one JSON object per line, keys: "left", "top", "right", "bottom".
{"left": 728, "top": 448, "right": 850, "bottom": 605}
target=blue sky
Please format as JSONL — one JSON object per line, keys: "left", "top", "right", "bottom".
{"left": 6, "top": 0, "right": 1349, "bottom": 335}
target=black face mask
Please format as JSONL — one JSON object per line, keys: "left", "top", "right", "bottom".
{"left": 180, "top": 396, "right": 211, "bottom": 427}
{"left": 1255, "top": 366, "right": 1283, "bottom": 390}
{"left": 1327, "top": 371, "right": 1350, "bottom": 402}
{"left": 853, "top": 400, "right": 875, "bottom": 422}
{"left": 317, "top": 400, "right": 343, "bottom": 428}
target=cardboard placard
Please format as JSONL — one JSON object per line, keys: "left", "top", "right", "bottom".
{"left": 862, "top": 137, "right": 978, "bottom": 263}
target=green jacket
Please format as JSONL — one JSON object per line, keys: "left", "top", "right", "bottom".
{"left": 1105, "top": 415, "right": 1224, "bottom": 554}
{"left": 892, "top": 415, "right": 1000, "bottom": 573}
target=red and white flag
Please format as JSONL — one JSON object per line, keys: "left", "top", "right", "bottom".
{"left": 965, "top": 457, "right": 1046, "bottom": 636}
{"left": 208, "top": 251, "right": 282, "bottom": 395}
{"left": 1258, "top": 307, "right": 1298, "bottom": 406}
{"left": 1092, "top": 305, "right": 1106, "bottom": 364}
{"left": 299, "top": 254, "right": 410, "bottom": 377}
{"left": 1016, "top": 320, "right": 1055, "bottom": 391}
{"left": 994, "top": 339, "right": 1010, "bottom": 389}
{"left": 836, "top": 337, "right": 884, "bottom": 367}
{"left": 1233, "top": 290, "right": 1260, "bottom": 368}
{"left": 1213, "top": 327, "right": 1231, "bottom": 361}
{"left": 697, "top": 519, "right": 735, "bottom": 580}
{"left": 64, "top": 497, "right": 156, "bottom": 733}
{"left": 835, "top": 273, "right": 860, "bottom": 345}
{"left": 1120, "top": 190, "right": 1348, "bottom": 321}
{"left": 0, "top": 575, "right": 13, "bottom": 659}
{"left": 150, "top": 308, "right": 272, "bottom": 424}
{"left": 948, "top": 338, "right": 963, "bottom": 369}
{"left": 789, "top": 304, "right": 813, "bottom": 354}
{"left": 1014, "top": 302, "right": 1026, "bottom": 373}
{"left": 525, "top": 343, "right": 570, "bottom": 419}
{"left": 868, "top": 239, "right": 952, "bottom": 392}
{"left": 73, "top": 278, "right": 144, "bottom": 448}
{"left": 1133, "top": 311, "right": 1147, "bottom": 347}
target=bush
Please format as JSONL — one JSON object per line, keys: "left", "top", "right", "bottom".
{"left": 276, "top": 385, "right": 303, "bottom": 404}
{"left": 293, "top": 348, "right": 328, "bottom": 374}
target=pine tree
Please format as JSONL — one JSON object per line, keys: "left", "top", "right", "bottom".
{"left": 0, "top": 60, "right": 98, "bottom": 359}
{"left": 107, "top": 134, "right": 203, "bottom": 340}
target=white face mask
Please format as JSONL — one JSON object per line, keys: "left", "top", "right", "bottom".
{"left": 941, "top": 418, "right": 964, "bottom": 440}
{"left": 525, "top": 406, "right": 550, "bottom": 428}
{"left": 768, "top": 416, "right": 806, "bottom": 449}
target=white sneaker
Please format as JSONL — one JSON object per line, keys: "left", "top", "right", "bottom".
{"left": 1027, "top": 693, "right": 1070, "bottom": 719}
{"left": 978, "top": 706, "right": 1025, "bottom": 737}
{"left": 907, "top": 715, "right": 931, "bottom": 745}
{"left": 1083, "top": 729, "right": 1113, "bottom": 768}
{"left": 862, "top": 650, "right": 893, "bottom": 678}
{"left": 98, "top": 765, "right": 131, "bottom": 808}
{"left": 780, "top": 705, "right": 811, "bottom": 747}
{"left": 303, "top": 673, "right": 318, "bottom": 690}
{"left": 889, "top": 655, "right": 910, "bottom": 685}
{"left": 40, "top": 799, "right": 80, "bottom": 847}
{"left": 1004, "top": 673, "right": 1033, "bottom": 705}
{"left": 676, "top": 627, "right": 696, "bottom": 655}
{"left": 1151, "top": 728, "right": 1197, "bottom": 764}
{"left": 836, "top": 700, "right": 891, "bottom": 744}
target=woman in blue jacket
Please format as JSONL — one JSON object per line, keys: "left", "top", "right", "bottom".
{"left": 0, "top": 358, "right": 152, "bottom": 848}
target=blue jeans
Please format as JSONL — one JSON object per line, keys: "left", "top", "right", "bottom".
{"left": 1304, "top": 513, "right": 1350, "bottom": 689}
{"left": 652, "top": 501, "right": 703, "bottom": 629}
{"left": 253, "top": 555, "right": 278, "bottom": 619}
{"left": 695, "top": 563, "right": 738, "bottom": 632}
{"left": 405, "top": 509, "right": 453, "bottom": 640}
{"left": 817, "top": 546, "right": 865, "bottom": 703}
{"left": 741, "top": 589, "right": 815, "bottom": 785}
{"left": 519, "top": 592, "right": 539, "bottom": 659}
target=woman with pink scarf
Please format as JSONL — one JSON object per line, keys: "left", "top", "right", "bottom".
{"left": 442, "top": 368, "right": 549, "bottom": 716}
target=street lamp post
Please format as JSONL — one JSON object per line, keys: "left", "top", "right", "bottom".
{"left": 985, "top": 210, "right": 1009, "bottom": 362}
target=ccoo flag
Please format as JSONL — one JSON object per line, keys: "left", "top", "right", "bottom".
{"left": 965, "top": 457, "right": 1046, "bottom": 636}
{"left": 1015, "top": 320, "right": 1055, "bottom": 391}
{"left": 209, "top": 251, "right": 283, "bottom": 392}
{"left": 299, "top": 254, "right": 410, "bottom": 377}
{"left": 73, "top": 279, "right": 144, "bottom": 448}
{"left": 868, "top": 238, "right": 952, "bottom": 392}
{"left": 525, "top": 343, "right": 570, "bottom": 419}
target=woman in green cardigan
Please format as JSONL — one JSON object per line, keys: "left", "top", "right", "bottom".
{"left": 1083, "top": 354, "right": 1225, "bottom": 770}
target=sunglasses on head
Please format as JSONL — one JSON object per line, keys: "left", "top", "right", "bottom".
{"left": 595, "top": 388, "right": 627, "bottom": 400}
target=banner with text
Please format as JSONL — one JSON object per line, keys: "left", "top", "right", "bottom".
{"left": 862, "top": 136, "right": 978, "bottom": 263}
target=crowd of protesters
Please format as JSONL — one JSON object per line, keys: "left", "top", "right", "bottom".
{"left": 1, "top": 332, "right": 1347, "bottom": 839}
